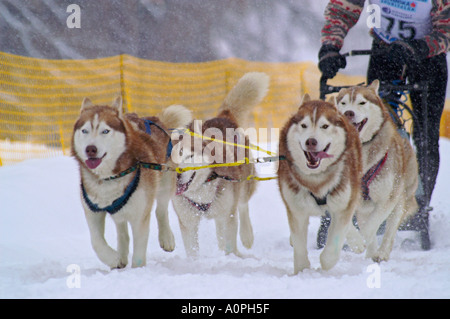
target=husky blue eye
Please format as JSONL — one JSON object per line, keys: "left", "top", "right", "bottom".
{"left": 102, "top": 129, "right": 110, "bottom": 134}
{"left": 81, "top": 129, "right": 89, "bottom": 134}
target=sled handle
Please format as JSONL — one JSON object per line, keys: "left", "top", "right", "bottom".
{"left": 319, "top": 50, "right": 372, "bottom": 100}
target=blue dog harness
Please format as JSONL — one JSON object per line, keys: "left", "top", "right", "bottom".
{"left": 81, "top": 118, "right": 173, "bottom": 215}
{"left": 143, "top": 119, "right": 173, "bottom": 159}
{"left": 81, "top": 166, "right": 141, "bottom": 215}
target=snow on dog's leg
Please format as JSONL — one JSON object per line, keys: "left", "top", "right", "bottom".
{"left": 237, "top": 175, "right": 255, "bottom": 250}
{"left": 215, "top": 211, "right": 240, "bottom": 256}
{"left": 346, "top": 223, "right": 365, "bottom": 254}
{"left": 320, "top": 211, "right": 350, "bottom": 271}
{"left": 373, "top": 199, "right": 406, "bottom": 262}
{"left": 155, "top": 171, "right": 176, "bottom": 252}
{"left": 85, "top": 210, "right": 125, "bottom": 269}
{"left": 287, "top": 207, "right": 310, "bottom": 274}
{"left": 178, "top": 212, "right": 201, "bottom": 258}
{"left": 129, "top": 209, "right": 151, "bottom": 268}
{"left": 215, "top": 217, "right": 226, "bottom": 252}
{"left": 214, "top": 189, "right": 241, "bottom": 256}
{"left": 238, "top": 201, "right": 254, "bottom": 249}
{"left": 115, "top": 221, "right": 129, "bottom": 267}
{"left": 359, "top": 199, "right": 397, "bottom": 260}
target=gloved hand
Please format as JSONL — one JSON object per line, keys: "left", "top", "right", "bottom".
{"left": 318, "top": 45, "right": 347, "bottom": 79}
{"left": 387, "top": 39, "right": 429, "bottom": 68}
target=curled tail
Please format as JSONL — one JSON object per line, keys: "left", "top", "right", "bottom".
{"left": 219, "top": 72, "right": 270, "bottom": 128}
{"left": 159, "top": 104, "right": 192, "bottom": 129}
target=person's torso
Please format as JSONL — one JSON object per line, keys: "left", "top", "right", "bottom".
{"left": 370, "top": 0, "right": 433, "bottom": 43}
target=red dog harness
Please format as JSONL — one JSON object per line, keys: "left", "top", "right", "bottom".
{"left": 361, "top": 152, "right": 388, "bottom": 201}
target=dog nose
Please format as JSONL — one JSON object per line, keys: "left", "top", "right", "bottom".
{"left": 86, "top": 145, "right": 98, "bottom": 158}
{"left": 344, "top": 110, "right": 355, "bottom": 120}
{"left": 305, "top": 138, "right": 317, "bottom": 148}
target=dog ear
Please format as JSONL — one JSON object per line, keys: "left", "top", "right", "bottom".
{"left": 326, "top": 95, "right": 337, "bottom": 106}
{"left": 81, "top": 97, "right": 93, "bottom": 112}
{"left": 368, "top": 80, "right": 380, "bottom": 94}
{"left": 299, "top": 94, "right": 311, "bottom": 108}
{"left": 111, "top": 96, "right": 123, "bottom": 116}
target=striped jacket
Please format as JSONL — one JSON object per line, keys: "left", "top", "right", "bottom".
{"left": 321, "top": 0, "right": 449, "bottom": 57}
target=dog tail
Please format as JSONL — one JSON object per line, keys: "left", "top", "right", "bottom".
{"left": 159, "top": 104, "right": 193, "bottom": 130}
{"left": 219, "top": 72, "right": 270, "bottom": 128}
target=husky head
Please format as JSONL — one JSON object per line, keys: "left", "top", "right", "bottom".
{"left": 285, "top": 95, "right": 347, "bottom": 175}
{"left": 72, "top": 97, "right": 127, "bottom": 177}
{"left": 174, "top": 147, "right": 217, "bottom": 201}
{"left": 336, "top": 80, "right": 386, "bottom": 143}
{"left": 173, "top": 120, "right": 220, "bottom": 204}
{"left": 173, "top": 117, "right": 244, "bottom": 204}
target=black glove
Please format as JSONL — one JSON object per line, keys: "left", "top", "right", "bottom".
{"left": 318, "top": 45, "right": 347, "bottom": 79}
{"left": 387, "top": 39, "right": 429, "bottom": 68}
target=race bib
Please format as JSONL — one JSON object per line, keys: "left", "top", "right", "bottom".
{"left": 370, "top": 0, "right": 432, "bottom": 43}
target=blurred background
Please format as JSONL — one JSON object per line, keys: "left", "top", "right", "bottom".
{"left": 0, "top": 0, "right": 375, "bottom": 71}
{"left": 2, "top": 0, "right": 447, "bottom": 87}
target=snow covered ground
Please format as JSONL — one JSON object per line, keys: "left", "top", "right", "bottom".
{"left": 1, "top": 139, "right": 450, "bottom": 299}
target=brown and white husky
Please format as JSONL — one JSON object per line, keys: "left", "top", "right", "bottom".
{"left": 336, "top": 80, "right": 419, "bottom": 262}
{"left": 278, "top": 96, "right": 363, "bottom": 273}
{"left": 72, "top": 96, "right": 192, "bottom": 268}
{"left": 171, "top": 72, "right": 270, "bottom": 257}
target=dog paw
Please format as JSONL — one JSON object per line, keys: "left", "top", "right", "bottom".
{"left": 111, "top": 260, "right": 127, "bottom": 270}
{"left": 320, "top": 250, "right": 339, "bottom": 271}
{"left": 346, "top": 226, "right": 365, "bottom": 254}
{"left": 347, "top": 238, "right": 366, "bottom": 254}
{"left": 293, "top": 254, "right": 311, "bottom": 274}
{"left": 101, "top": 251, "right": 127, "bottom": 269}
{"left": 231, "top": 249, "right": 244, "bottom": 258}
{"left": 159, "top": 229, "right": 175, "bottom": 252}
{"left": 293, "top": 261, "right": 311, "bottom": 274}
{"left": 371, "top": 252, "right": 389, "bottom": 263}
{"left": 240, "top": 231, "right": 254, "bottom": 249}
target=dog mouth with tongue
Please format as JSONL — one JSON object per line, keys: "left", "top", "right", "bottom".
{"left": 84, "top": 145, "right": 106, "bottom": 170}
{"left": 353, "top": 118, "right": 368, "bottom": 133}
{"left": 85, "top": 153, "right": 106, "bottom": 169}
{"left": 303, "top": 143, "right": 333, "bottom": 169}
{"left": 176, "top": 172, "right": 196, "bottom": 195}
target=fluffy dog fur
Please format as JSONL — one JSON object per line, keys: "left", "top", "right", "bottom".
{"left": 336, "top": 80, "right": 419, "bottom": 262}
{"left": 278, "top": 96, "right": 363, "bottom": 273}
{"left": 172, "top": 72, "right": 269, "bottom": 257}
{"left": 72, "top": 97, "right": 191, "bottom": 268}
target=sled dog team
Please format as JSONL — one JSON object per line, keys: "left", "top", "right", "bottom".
{"left": 72, "top": 72, "right": 419, "bottom": 273}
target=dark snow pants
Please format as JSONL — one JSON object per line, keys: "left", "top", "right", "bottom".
{"left": 367, "top": 38, "right": 448, "bottom": 208}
